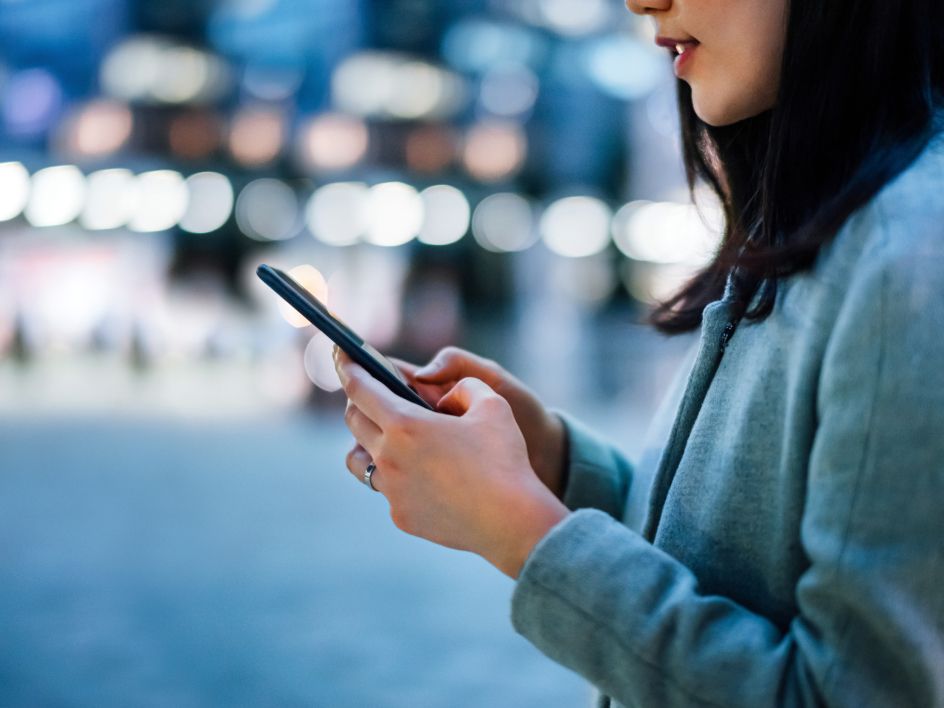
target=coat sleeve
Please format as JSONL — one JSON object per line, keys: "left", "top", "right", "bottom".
{"left": 553, "top": 410, "right": 634, "bottom": 519}
{"left": 511, "top": 227, "right": 944, "bottom": 706}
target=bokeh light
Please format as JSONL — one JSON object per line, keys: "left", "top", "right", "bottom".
{"left": 583, "top": 36, "right": 665, "bottom": 101}
{"left": 80, "top": 169, "right": 138, "bottom": 231}
{"left": 405, "top": 125, "right": 457, "bottom": 173}
{"left": 305, "top": 182, "right": 369, "bottom": 247}
{"left": 531, "top": 0, "right": 612, "bottom": 36}
{"left": 462, "top": 121, "right": 527, "bottom": 183}
{"left": 101, "top": 36, "right": 231, "bottom": 105}
{"left": 129, "top": 170, "right": 189, "bottom": 233}
{"left": 180, "top": 172, "right": 234, "bottom": 234}
{"left": 100, "top": 36, "right": 164, "bottom": 102}
{"left": 0, "top": 162, "right": 31, "bottom": 222}
{"left": 418, "top": 185, "right": 470, "bottom": 246}
{"left": 58, "top": 100, "right": 133, "bottom": 158}
{"left": 611, "top": 200, "right": 723, "bottom": 265}
{"left": 279, "top": 264, "right": 328, "bottom": 328}
{"left": 540, "top": 196, "right": 612, "bottom": 258}
{"left": 236, "top": 179, "right": 300, "bottom": 241}
{"left": 463, "top": 121, "right": 528, "bottom": 183}
{"left": 25, "top": 166, "right": 86, "bottom": 228}
{"left": 364, "top": 182, "right": 424, "bottom": 247}
{"left": 297, "top": 113, "right": 369, "bottom": 173}
{"left": 2, "top": 68, "right": 63, "bottom": 138}
{"left": 304, "top": 333, "right": 342, "bottom": 392}
{"left": 472, "top": 193, "right": 537, "bottom": 252}
{"left": 229, "top": 107, "right": 284, "bottom": 166}
{"left": 442, "top": 19, "right": 544, "bottom": 73}
{"left": 332, "top": 52, "right": 466, "bottom": 121}
{"left": 480, "top": 64, "right": 540, "bottom": 118}
{"left": 169, "top": 111, "right": 224, "bottom": 160}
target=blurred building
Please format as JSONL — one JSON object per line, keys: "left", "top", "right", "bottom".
{"left": 0, "top": 0, "right": 718, "bottom": 408}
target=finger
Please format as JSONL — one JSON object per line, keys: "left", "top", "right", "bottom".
{"left": 387, "top": 356, "right": 452, "bottom": 406}
{"left": 414, "top": 347, "right": 501, "bottom": 385}
{"left": 436, "top": 376, "right": 503, "bottom": 417}
{"left": 387, "top": 356, "right": 420, "bottom": 382}
{"left": 345, "top": 444, "right": 376, "bottom": 488}
{"left": 344, "top": 400, "right": 383, "bottom": 451}
{"left": 337, "top": 352, "right": 419, "bottom": 428}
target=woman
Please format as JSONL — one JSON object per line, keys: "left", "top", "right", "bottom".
{"left": 333, "top": 0, "right": 944, "bottom": 704}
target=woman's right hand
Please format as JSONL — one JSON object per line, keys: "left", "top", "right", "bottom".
{"left": 394, "top": 347, "right": 568, "bottom": 500}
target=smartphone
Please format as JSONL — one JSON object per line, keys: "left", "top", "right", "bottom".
{"left": 256, "top": 264, "right": 433, "bottom": 410}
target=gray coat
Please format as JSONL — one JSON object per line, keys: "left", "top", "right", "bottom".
{"left": 511, "top": 128, "right": 944, "bottom": 707}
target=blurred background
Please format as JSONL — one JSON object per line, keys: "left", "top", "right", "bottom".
{"left": 0, "top": 0, "right": 719, "bottom": 705}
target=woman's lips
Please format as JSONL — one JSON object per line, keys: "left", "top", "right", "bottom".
{"left": 672, "top": 41, "right": 699, "bottom": 76}
{"left": 654, "top": 37, "right": 700, "bottom": 76}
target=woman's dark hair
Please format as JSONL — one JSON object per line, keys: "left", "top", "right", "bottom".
{"left": 651, "top": 0, "right": 944, "bottom": 333}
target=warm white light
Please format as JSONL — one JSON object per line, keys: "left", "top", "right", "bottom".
{"left": 279, "top": 264, "right": 328, "bottom": 328}
{"left": 25, "top": 165, "right": 86, "bottom": 227}
{"left": 540, "top": 196, "right": 612, "bottom": 258}
{"left": 64, "top": 100, "right": 133, "bottom": 157}
{"left": 418, "top": 185, "right": 470, "bottom": 246}
{"left": 0, "top": 162, "right": 30, "bottom": 222}
{"left": 612, "top": 200, "right": 722, "bottom": 265}
{"left": 297, "top": 113, "right": 368, "bottom": 172}
{"left": 129, "top": 170, "right": 188, "bottom": 233}
{"left": 462, "top": 121, "right": 527, "bottom": 183}
{"left": 305, "top": 182, "right": 369, "bottom": 246}
{"left": 229, "top": 107, "right": 284, "bottom": 166}
{"left": 101, "top": 37, "right": 164, "bottom": 102}
{"left": 180, "top": 172, "right": 233, "bottom": 234}
{"left": 364, "top": 182, "right": 424, "bottom": 247}
{"left": 332, "top": 52, "right": 466, "bottom": 121}
{"left": 235, "top": 179, "right": 300, "bottom": 241}
{"left": 150, "top": 46, "right": 209, "bottom": 103}
{"left": 471, "top": 193, "right": 536, "bottom": 252}
{"left": 80, "top": 168, "right": 138, "bottom": 230}
{"left": 101, "top": 37, "right": 229, "bottom": 105}
{"left": 332, "top": 52, "right": 398, "bottom": 118}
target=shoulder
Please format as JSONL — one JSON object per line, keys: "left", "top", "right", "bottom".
{"left": 814, "top": 127, "right": 944, "bottom": 297}
{"left": 797, "top": 128, "right": 944, "bottom": 384}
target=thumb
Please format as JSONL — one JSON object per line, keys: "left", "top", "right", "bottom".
{"left": 436, "top": 377, "right": 499, "bottom": 417}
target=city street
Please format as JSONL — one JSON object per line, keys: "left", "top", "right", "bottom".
{"left": 0, "top": 320, "right": 691, "bottom": 707}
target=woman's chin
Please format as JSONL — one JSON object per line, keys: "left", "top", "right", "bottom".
{"left": 692, "top": 92, "right": 775, "bottom": 127}
{"left": 692, "top": 98, "right": 739, "bottom": 127}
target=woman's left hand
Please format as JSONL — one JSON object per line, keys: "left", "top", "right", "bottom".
{"left": 334, "top": 349, "right": 569, "bottom": 579}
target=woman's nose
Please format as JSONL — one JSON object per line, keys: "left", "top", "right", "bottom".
{"left": 625, "top": 0, "right": 671, "bottom": 15}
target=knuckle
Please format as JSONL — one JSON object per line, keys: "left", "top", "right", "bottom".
{"left": 343, "top": 402, "right": 357, "bottom": 426}
{"left": 387, "top": 410, "right": 416, "bottom": 439}
{"left": 482, "top": 392, "right": 510, "bottom": 414}
{"left": 483, "top": 358, "right": 504, "bottom": 377}
{"left": 344, "top": 374, "right": 360, "bottom": 398}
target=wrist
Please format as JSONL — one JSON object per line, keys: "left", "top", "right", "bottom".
{"left": 492, "top": 487, "right": 569, "bottom": 580}
{"left": 539, "top": 412, "right": 568, "bottom": 499}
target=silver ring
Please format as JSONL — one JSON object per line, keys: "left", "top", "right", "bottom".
{"left": 363, "top": 462, "right": 378, "bottom": 492}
